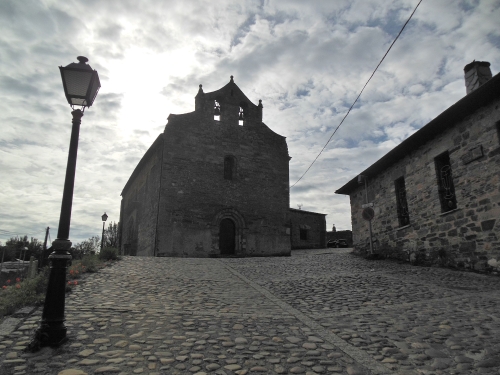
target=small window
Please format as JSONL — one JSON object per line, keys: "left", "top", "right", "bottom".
{"left": 394, "top": 177, "right": 410, "bottom": 227}
{"left": 300, "top": 228, "right": 308, "bottom": 240}
{"left": 214, "top": 100, "right": 221, "bottom": 121}
{"left": 224, "top": 156, "right": 236, "bottom": 180}
{"left": 435, "top": 152, "right": 457, "bottom": 212}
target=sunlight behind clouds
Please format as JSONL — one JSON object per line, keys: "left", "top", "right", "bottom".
{"left": 0, "top": 0, "right": 499, "bottom": 244}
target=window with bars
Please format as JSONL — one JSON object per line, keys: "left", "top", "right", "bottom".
{"left": 434, "top": 152, "right": 457, "bottom": 212}
{"left": 394, "top": 176, "right": 410, "bottom": 227}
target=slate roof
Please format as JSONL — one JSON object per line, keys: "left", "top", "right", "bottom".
{"left": 335, "top": 72, "right": 500, "bottom": 195}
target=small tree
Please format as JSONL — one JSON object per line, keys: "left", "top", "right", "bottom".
{"left": 4, "top": 236, "right": 43, "bottom": 262}
{"left": 103, "top": 222, "right": 119, "bottom": 248}
{"left": 73, "top": 236, "right": 101, "bottom": 255}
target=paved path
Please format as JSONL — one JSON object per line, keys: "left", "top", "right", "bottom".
{"left": 1, "top": 249, "right": 500, "bottom": 375}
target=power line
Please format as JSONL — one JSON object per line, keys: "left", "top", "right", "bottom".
{"left": 291, "top": 0, "right": 423, "bottom": 189}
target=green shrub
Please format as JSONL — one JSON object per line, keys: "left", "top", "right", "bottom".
{"left": 99, "top": 247, "right": 119, "bottom": 261}
{"left": 81, "top": 254, "right": 100, "bottom": 273}
{"left": 0, "top": 268, "right": 49, "bottom": 318}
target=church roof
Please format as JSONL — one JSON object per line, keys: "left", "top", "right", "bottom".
{"left": 203, "top": 76, "right": 260, "bottom": 108}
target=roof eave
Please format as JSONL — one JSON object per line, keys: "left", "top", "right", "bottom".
{"left": 335, "top": 73, "right": 500, "bottom": 195}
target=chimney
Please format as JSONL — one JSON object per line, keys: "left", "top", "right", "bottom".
{"left": 464, "top": 61, "right": 492, "bottom": 94}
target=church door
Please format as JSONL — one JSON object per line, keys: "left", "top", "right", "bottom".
{"left": 219, "top": 218, "right": 236, "bottom": 255}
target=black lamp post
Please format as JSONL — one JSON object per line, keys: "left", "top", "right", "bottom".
{"left": 101, "top": 212, "right": 108, "bottom": 251}
{"left": 28, "top": 56, "right": 100, "bottom": 351}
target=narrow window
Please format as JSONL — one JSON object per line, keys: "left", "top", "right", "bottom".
{"left": 214, "top": 100, "right": 221, "bottom": 121}
{"left": 300, "top": 228, "right": 308, "bottom": 240}
{"left": 395, "top": 177, "right": 410, "bottom": 227}
{"left": 435, "top": 152, "right": 457, "bottom": 212}
{"left": 224, "top": 156, "right": 235, "bottom": 180}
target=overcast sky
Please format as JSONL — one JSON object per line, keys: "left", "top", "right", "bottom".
{"left": 1, "top": 0, "right": 499, "bottom": 246}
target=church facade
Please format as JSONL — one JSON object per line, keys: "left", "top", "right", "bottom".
{"left": 119, "top": 77, "right": 292, "bottom": 257}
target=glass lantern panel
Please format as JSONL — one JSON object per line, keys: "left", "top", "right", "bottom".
{"left": 63, "top": 70, "right": 93, "bottom": 97}
{"left": 88, "top": 73, "right": 101, "bottom": 105}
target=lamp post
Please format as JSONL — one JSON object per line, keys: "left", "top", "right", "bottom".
{"left": 101, "top": 212, "right": 108, "bottom": 252}
{"left": 358, "top": 175, "right": 374, "bottom": 255}
{"left": 29, "top": 56, "right": 100, "bottom": 351}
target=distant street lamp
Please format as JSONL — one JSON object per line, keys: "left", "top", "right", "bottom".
{"left": 29, "top": 56, "right": 100, "bottom": 351}
{"left": 101, "top": 212, "right": 108, "bottom": 251}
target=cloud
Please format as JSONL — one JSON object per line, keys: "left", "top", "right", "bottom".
{"left": 0, "top": 0, "right": 499, "bottom": 244}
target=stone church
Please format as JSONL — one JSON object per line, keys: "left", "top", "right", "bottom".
{"left": 119, "top": 77, "right": 292, "bottom": 257}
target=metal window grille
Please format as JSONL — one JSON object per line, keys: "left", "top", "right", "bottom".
{"left": 394, "top": 176, "right": 410, "bottom": 226}
{"left": 434, "top": 152, "right": 457, "bottom": 212}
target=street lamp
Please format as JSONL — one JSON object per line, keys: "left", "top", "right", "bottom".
{"left": 101, "top": 212, "right": 108, "bottom": 251}
{"left": 29, "top": 56, "right": 100, "bottom": 351}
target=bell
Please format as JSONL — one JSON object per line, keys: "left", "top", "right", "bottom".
{"left": 214, "top": 106, "right": 220, "bottom": 116}
{"left": 239, "top": 111, "right": 244, "bottom": 120}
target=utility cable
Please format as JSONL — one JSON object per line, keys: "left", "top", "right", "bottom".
{"left": 291, "top": 0, "right": 423, "bottom": 188}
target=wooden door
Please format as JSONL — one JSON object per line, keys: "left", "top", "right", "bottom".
{"left": 219, "top": 218, "right": 235, "bottom": 255}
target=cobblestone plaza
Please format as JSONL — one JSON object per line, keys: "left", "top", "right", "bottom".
{"left": 1, "top": 249, "right": 500, "bottom": 374}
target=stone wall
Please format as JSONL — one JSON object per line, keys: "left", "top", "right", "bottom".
{"left": 350, "top": 99, "right": 500, "bottom": 270}
{"left": 120, "top": 136, "right": 163, "bottom": 256}
{"left": 289, "top": 209, "right": 326, "bottom": 249}
{"left": 153, "top": 79, "right": 291, "bottom": 257}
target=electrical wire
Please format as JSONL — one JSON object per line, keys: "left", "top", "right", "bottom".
{"left": 291, "top": 0, "right": 423, "bottom": 188}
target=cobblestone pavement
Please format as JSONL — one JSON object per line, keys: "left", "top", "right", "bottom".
{"left": 1, "top": 249, "right": 500, "bottom": 375}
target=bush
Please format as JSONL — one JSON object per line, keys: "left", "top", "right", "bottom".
{"left": 80, "top": 254, "right": 100, "bottom": 273}
{"left": 0, "top": 268, "right": 49, "bottom": 318}
{"left": 99, "top": 247, "right": 119, "bottom": 261}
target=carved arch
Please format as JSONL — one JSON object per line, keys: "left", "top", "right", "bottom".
{"left": 211, "top": 208, "right": 247, "bottom": 256}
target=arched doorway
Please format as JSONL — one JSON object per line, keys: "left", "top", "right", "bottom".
{"left": 219, "top": 218, "right": 235, "bottom": 255}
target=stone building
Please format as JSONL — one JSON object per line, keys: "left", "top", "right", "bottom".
{"left": 289, "top": 208, "right": 327, "bottom": 249}
{"left": 119, "top": 77, "right": 292, "bottom": 257}
{"left": 336, "top": 61, "right": 500, "bottom": 269}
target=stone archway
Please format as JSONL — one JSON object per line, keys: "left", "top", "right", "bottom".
{"left": 212, "top": 208, "right": 246, "bottom": 256}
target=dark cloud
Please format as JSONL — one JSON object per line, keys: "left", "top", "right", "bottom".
{"left": 98, "top": 24, "right": 124, "bottom": 41}
{"left": 0, "top": 76, "right": 41, "bottom": 97}
{"left": 95, "top": 93, "right": 123, "bottom": 115}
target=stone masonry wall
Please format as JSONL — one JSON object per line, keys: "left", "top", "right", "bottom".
{"left": 156, "top": 99, "right": 291, "bottom": 257}
{"left": 351, "top": 99, "right": 500, "bottom": 270}
{"left": 289, "top": 209, "right": 327, "bottom": 249}
{"left": 120, "top": 136, "right": 163, "bottom": 256}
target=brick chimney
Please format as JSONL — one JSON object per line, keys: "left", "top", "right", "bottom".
{"left": 464, "top": 61, "right": 492, "bottom": 94}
